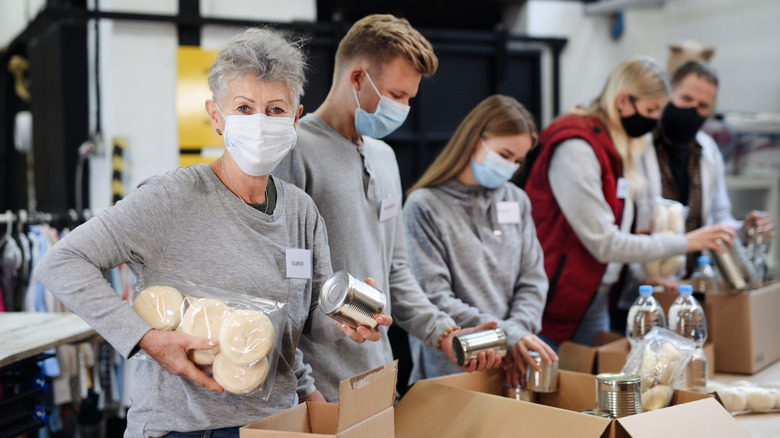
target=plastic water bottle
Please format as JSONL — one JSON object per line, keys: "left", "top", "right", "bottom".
{"left": 669, "top": 285, "right": 708, "bottom": 392}
{"left": 625, "top": 285, "right": 667, "bottom": 348}
{"left": 691, "top": 256, "right": 718, "bottom": 295}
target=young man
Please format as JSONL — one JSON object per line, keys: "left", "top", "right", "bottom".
{"left": 274, "top": 14, "right": 499, "bottom": 402}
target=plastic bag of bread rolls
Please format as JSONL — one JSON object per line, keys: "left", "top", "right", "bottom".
{"left": 708, "top": 380, "right": 780, "bottom": 415}
{"left": 130, "top": 277, "right": 287, "bottom": 399}
{"left": 642, "top": 199, "right": 687, "bottom": 278}
{"left": 621, "top": 327, "right": 696, "bottom": 411}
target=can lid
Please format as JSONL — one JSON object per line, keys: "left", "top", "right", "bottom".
{"left": 596, "top": 372, "right": 640, "bottom": 384}
{"left": 319, "top": 271, "right": 351, "bottom": 313}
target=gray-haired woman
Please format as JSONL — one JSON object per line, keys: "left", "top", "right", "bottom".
{"left": 35, "top": 27, "right": 390, "bottom": 437}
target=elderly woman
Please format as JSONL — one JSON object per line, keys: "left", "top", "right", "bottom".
{"left": 34, "top": 27, "right": 389, "bottom": 437}
{"left": 403, "top": 95, "right": 557, "bottom": 388}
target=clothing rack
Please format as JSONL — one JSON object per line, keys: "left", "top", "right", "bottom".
{"left": 0, "top": 209, "right": 96, "bottom": 228}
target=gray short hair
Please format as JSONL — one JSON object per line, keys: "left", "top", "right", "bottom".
{"left": 208, "top": 27, "right": 307, "bottom": 107}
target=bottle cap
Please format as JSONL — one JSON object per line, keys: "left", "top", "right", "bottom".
{"left": 679, "top": 284, "right": 693, "bottom": 295}
{"left": 697, "top": 255, "right": 710, "bottom": 265}
{"left": 638, "top": 285, "right": 653, "bottom": 295}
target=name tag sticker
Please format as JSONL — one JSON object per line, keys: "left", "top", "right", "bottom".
{"left": 616, "top": 177, "right": 630, "bottom": 199}
{"left": 379, "top": 194, "right": 402, "bottom": 222}
{"left": 497, "top": 201, "right": 521, "bottom": 224}
{"left": 286, "top": 248, "right": 312, "bottom": 279}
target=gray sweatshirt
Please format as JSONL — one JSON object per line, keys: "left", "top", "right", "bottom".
{"left": 403, "top": 179, "right": 548, "bottom": 383}
{"left": 34, "top": 164, "right": 340, "bottom": 437}
{"left": 273, "top": 114, "right": 457, "bottom": 401}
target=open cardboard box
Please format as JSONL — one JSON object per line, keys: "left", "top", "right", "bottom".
{"left": 655, "top": 281, "right": 780, "bottom": 374}
{"left": 395, "top": 367, "right": 749, "bottom": 438}
{"left": 558, "top": 331, "right": 624, "bottom": 375}
{"left": 596, "top": 337, "right": 716, "bottom": 377}
{"left": 241, "top": 361, "right": 397, "bottom": 438}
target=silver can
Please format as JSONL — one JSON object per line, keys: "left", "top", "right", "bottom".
{"left": 452, "top": 328, "right": 507, "bottom": 367}
{"left": 596, "top": 373, "right": 642, "bottom": 418}
{"left": 503, "top": 384, "right": 536, "bottom": 403}
{"left": 319, "top": 271, "right": 386, "bottom": 329}
{"left": 525, "top": 351, "right": 559, "bottom": 393}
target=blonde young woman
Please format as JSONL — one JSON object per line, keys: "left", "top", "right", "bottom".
{"left": 521, "top": 56, "right": 734, "bottom": 349}
{"left": 404, "top": 95, "right": 557, "bottom": 388}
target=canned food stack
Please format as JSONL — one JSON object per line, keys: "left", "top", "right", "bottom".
{"left": 596, "top": 373, "right": 643, "bottom": 418}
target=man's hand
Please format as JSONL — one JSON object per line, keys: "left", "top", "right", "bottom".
{"left": 138, "top": 329, "right": 223, "bottom": 392}
{"left": 299, "top": 390, "right": 326, "bottom": 403}
{"left": 503, "top": 334, "right": 558, "bottom": 388}
{"left": 336, "top": 277, "right": 393, "bottom": 343}
{"left": 441, "top": 321, "right": 503, "bottom": 372}
{"left": 745, "top": 210, "right": 775, "bottom": 239}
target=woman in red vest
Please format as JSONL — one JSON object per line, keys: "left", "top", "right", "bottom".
{"left": 522, "top": 56, "right": 734, "bottom": 349}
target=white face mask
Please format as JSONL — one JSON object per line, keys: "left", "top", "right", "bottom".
{"left": 353, "top": 70, "right": 410, "bottom": 138}
{"left": 216, "top": 104, "right": 297, "bottom": 176}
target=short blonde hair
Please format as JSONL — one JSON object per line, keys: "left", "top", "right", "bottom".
{"left": 576, "top": 56, "right": 670, "bottom": 197}
{"left": 335, "top": 14, "right": 438, "bottom": 77}
{"left": 408, "top": 95, "right": 537, "bottom": 195}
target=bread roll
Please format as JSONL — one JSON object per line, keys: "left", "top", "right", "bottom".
{"left": 639, "top": 350, "right": 659, "bottom": 391}
{"left": 641, "top": 385, "right": 673, "bottom": 411}
{"left": 659, "top": 255, "right": 684, "bottom": 277}
{"left": 667, "top": 203, "right": 685, "bottom": 233}
{"left": 219, "top": 309, "right": 275, "bottom": 366}
{"left": 717, "top": 388, "right": 747, "bottom": 412}
{"left": 644, "top": 259, "right": 661, "bottom": 276}
{"left": 743, "top": 388, "right": 775, "bottom": 411}
{"left": 213, "top": 354, "right": 269, "bottom": 395}
{"left": 133, "top": 286, "right": 184, "bottom": 331}
{"left": 181, "top": 298, "right": 232, "bottom": 365}
{"left": 652, "top": 205, "right": 669, "bottom": 232}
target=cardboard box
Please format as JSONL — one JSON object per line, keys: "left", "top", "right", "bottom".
{"left": 596, "top": 337, "right": 716, "bottom": 378}
{"left": 656, "top": 282, "right": 780, "bottom": 374}
{"left": 241, "top": 361, "right": 397, "bottom": 438}
{"left": 558, "top": 331, "right": 625, "bottom": 375}
{"left": 395, "top": 368, "right": 749, "bottom": 438}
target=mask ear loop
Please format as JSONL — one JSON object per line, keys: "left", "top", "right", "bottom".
{"left": 212, "top": 99, "right": 227, "bottom": 134}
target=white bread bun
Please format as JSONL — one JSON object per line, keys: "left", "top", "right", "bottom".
{"left": 181, "top": 298, "right": 232, "bottom": 365}
{"left": 659, "top": 255, "right": 684, "bottom": 277}
{"left": 652, "top": 205, "right": 669, "bottom": 232}
{"left": 717, "top": 388, "right": 747, "bottom": 412}
{"left": 667, "top": 203, "right": 685, "bottom": 233}
{"left": 213, "top": 353, "right": 269, "bottom": 395}
{"left": 639, "top": 350, "right": 660, "bottom": 391}
{"left": 641, "top": 385, "right": 673, "bottom": 411}
{"left": 644, "top": 259, "right": 661, "bottom": 276}
{"left": 743, "top": 387, "right": 775, "bottom": 411}
{"left": 133, "top": 286, "right": 184, "bottom": 331}
{"left": 219, "top": 309, "right": 275, "bottom": 366}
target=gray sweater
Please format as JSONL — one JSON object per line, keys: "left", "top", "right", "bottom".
{"left": 273, "top": 114, "right": 457, "bottom": 401}
{"left": 403, "top": 179, "right": 548, "bottom": 383}
{"left": 34, "top": 164, "right": 340, "bottom": 437}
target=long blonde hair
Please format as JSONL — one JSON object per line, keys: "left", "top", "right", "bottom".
{"left": 407, "top": 95, "right": 537, "bottom": 195}
{"left": 575, "top": 56, "right": 670, "bottom": 197}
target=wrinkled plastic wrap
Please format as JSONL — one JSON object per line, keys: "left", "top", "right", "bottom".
{"left": 643, "top": 198, "right": 687, "bottom": 278}
{"left": 130, "top": 276, "right": 287, "bottom": 399}
{"left": 621, "top": 327, "right": 697, "bottom": 411}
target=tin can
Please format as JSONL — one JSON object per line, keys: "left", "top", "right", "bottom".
{"left": 525, "top": 351, "right": 559, "bottom": 393}
{"left": 595, "top": 373, "right": 642, "bottom": 418}
{"left": 319, "top": 271, "right": 386, "bottom": 329}
{"left": 503, "top": 384, "right": 536, "bottom": 403}
{"left": 452, "top": 328, "right": 507, "bottom": 367}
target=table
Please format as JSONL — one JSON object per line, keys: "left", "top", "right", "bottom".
{"left": 714, "top": 359, "right": 780, "bottom": 437}
{"left": 0, "top": 312, "right": 97, "bottom": 369}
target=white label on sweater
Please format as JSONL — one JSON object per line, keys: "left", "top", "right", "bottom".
{"left": 379, "top": 194, "right": 402, "bottom": 222}
{"left": 497, "top": 202, "right": 520, "bottom": 224}
{"left": 286, "top": 248, "right": 312, "bottom": 279}
{"left": 616, "top": 177, "right": 630, "bottom": 199}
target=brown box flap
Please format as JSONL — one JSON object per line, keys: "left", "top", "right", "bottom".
{"left": 395, "top": 378, "right": 611, "bottom": 438}
{"left": 423, "top": 367, "right": 505, "bottom": 395}
{"left": 337, "top": 407, "right": 393, "bottom": 438}
{"left": 559, "top": 341, "right": 598, "bottom": 374}
{"left": 240, "top": 403, "right": 338, "bottom": 437}
{"left": 616, "top": 398, "right": 749, "bottom": 438}
{"left": 337, "top": 360, "right": 397, "bottom": 431}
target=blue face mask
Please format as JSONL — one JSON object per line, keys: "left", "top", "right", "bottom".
{"left": 470, "top": 140, "right": 520, "bottom": 189}
{"left": 353, "top": 70, "right": 410, "bottom": 138}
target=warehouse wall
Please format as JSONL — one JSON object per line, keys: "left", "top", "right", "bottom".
{"left": 508, "top": 0, "right": 780, "bottom": 116}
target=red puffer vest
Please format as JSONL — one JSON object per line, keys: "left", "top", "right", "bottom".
{"left": 524, "top": 114, "right": 624, "bottom": 346}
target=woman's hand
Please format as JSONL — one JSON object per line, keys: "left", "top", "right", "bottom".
{"left": 684, "top": 224, "right": 736, "bottom": 253}
{"left": 138, "top": 329, "right": 224, "bottom": 392}
{"left": 503, "top": 334, "right": 558, "bottom": 388}
{"left": 441, "top": 321, "right": 503, "bottom": 372}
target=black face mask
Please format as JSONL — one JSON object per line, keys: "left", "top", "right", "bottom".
{"left": 620, "top": 96, "right": 658, "bottom": 138}
{"left": 661, "top": 102, "right": 707, "bottom": 145}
